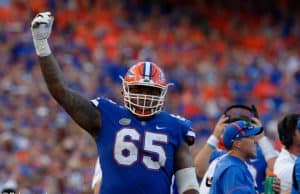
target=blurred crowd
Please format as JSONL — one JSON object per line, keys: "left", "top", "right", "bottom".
{"left": 1, "top": 0, "right": 300, "bottom": 193}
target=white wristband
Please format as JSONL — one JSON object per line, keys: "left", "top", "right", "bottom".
{"left": 206, "top": 135, "right": 219, "bottom": 149}
{"left": 175, "top": 167, "right": 199, "bottom": 194}
{"left": 258, "top": 136, "right": 278, "bottom": 161}
{"left": 33, "top": 39, "right": 51, "bottom": 57}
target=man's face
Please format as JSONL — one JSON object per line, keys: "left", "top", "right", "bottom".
{"left": 128, "top": 85, "right": 162, "bottom": 107}
{"left": 238, "top": 136, "right": 258, "bottom": 159}
{"left": 129, "top": 85, "right": 162, "bottom": 96}
{"left": 232, "top": 135, "right": 258, "bottom": 159}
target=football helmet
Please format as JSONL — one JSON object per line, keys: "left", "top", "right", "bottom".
{"left": 120, "top": 61, "right": 171, "bottom": 117}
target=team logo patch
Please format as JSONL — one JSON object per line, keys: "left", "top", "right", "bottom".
{"left": 119, "top": 118, "right": 131, "bottom": 125}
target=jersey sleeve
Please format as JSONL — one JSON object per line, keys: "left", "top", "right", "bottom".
{"left": 220, "top": 166, "right": 253, "bottom": 194}
{"left": 90, "top": 97, "right": 119, "bottom": 118}
{"left": 175, "top": 115, "right": 196, "bottom": 146}
{"left": 91, "top": 97, "right": 117, "bottom": 111}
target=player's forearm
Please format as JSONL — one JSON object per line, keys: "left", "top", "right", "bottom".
{"left": 31, "top": 13, "right": 101, "bottom": 136}
{"left": 32, "top": 13, "right": 80, "bottom": 115}
{"left": 257, "top": 136, "right": 278, "bottom": 171}
{"left": 266, "top": 157, "right": 276, "bottom": 173}
{"left": 38, "top": 55, "right": 88, "bottom": 110}
{"left": 38, "top": 55, "right": 68, "bottom": 100}
{"left": 38, "top": 55, "right": 84, "bottom": 107}
{"left": 38, "top": 55, "right": 101, "bottom": 136}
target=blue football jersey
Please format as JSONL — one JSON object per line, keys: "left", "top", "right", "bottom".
{"left": 91, "top": 97, "right": 195, "bottom": 194}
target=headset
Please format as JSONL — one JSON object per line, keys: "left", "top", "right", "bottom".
{"left": 222, "top": 104, "right": 261, "bottom": 149}
{"left": 223, "top": 104, "right": 259, "bottom": 123}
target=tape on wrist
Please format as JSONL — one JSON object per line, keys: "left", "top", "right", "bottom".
{"left": 33, "top": 39, "right": 51, "bottom": 57}
{"left": 258, "top": 136, "right": 278, "bottom": 161}
{"left": 206, "top": 135, "right": 219, "bottom": 149}
{"left": 175, "top": 167, "right": 199, "bottom": 194}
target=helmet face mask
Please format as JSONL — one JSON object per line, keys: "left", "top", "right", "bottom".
{"left": 121, "top": 62, "right": 170, "bottom": 117}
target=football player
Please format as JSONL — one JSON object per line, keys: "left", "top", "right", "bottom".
{"left": 31, "top": 12, "right": 199, "bottom": 194}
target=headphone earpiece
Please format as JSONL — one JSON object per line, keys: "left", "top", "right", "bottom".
{"left": 223, "top": 104, "right": 259, "bottom": 124}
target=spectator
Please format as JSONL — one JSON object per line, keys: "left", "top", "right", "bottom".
{"left": 274, "top": 113, "right": 300, "bottom": 193}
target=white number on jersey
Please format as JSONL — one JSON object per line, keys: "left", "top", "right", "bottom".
{"left": 114, "top": 128, "right": 140, "bottom": 165}
{"left": 114, "top": 128, "right": 168, "bottom": 170}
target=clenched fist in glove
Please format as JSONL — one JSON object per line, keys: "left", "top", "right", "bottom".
{"left": 31, "top": 12, "right": 54, "bottom": 57}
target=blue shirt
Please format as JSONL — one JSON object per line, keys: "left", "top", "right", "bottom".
{"left": 291, "top": 157, "right": 300, "bottom": 194}
{"left": 209, "top": 155, "right": 256, "bottom": 194}
{"left": 91, "top": 97, "right": 195, "bottom": 194}
{"left": 210, "top": 145, "right": 266, "bottom": 193}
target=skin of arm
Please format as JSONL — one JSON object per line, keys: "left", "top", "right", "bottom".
{"left": 272, "top": 176, "right": 281, "bottom": 194}
{"left": 38, "top": 55, "right": 101, "bottom": 138}
{"left": 194, "top": 115, "right": 228, "bottom": 178}
{"left": 194, "top": 143, "right": 214, "bottom": 178}
{"left": 174, "top": 143, "right": 199, "bottom": 194}
{"left": 93, "top": 180, "right": 101, "bottom": 194}
{"left": 252, "top": 117, "right": 277, "bottom": 172}
{"left": 265, "top": 156, "right": 277, "bottom": 172}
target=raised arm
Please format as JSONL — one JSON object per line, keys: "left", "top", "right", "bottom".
{"left": 252, "top": 118, "right": 278, "bottom": 172}
{"left": 194, "top": 115, "right": 228, "bottom": 178}
{"left": 31, "top": 12, "right": 101, "bottom": 137}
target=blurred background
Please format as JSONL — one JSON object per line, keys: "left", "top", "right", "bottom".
{"left": 1, "top": 0, "right": 300, "bottom": 193}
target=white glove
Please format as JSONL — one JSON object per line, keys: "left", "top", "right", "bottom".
{"left": 31, "top": 12, "right": 54, "bottom": 57}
